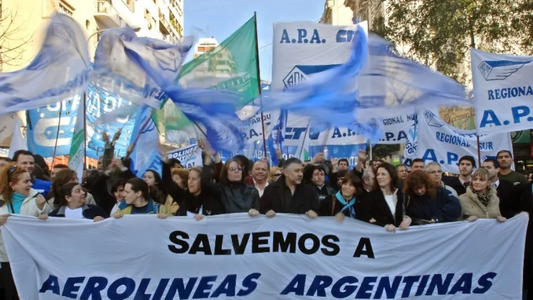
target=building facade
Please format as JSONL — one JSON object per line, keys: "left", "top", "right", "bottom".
{"left": 0, "top": 0, "right": 184, "bottom": 72}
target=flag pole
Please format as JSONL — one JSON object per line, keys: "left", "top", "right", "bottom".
{"left": 51, "top": 100, "right": 63, "bottom": 169}
{"left": 254, "top": 12, "right": 268, "bottom": 159}
{"left": 83, "top": 92, "right": 87, "bottom": 170}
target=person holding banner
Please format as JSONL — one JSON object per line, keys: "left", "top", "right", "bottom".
{"left": 458, "top": 169, "right": 506, "bottom": 222}
{"left": 0, "top": 164, "right": 50, "bottom": 300}
{"left": 202, "top": 143, "right": 260, "bottom": 216}
{"left": 319, "top": 173, "right": 366, "bottom": 221}
{"left": 363, "top": 163, "right": 411, "bottom": 231}
{"left": 171, "top": 167, "right": 223, "bottom": 219}
{"left": 112, "top": 178, "right": 168, "bottom": 218}
{"left": 48, "top": 182, "right": 108, "bottom": 221}
{"left": 261, "top": 157, "right": 319, "bottom": 218}
{"left": 404, "top": 170, "right": 461, "bottom": 224}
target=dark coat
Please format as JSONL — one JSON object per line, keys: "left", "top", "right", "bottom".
{"left": 406, "top": 187, "right": 461, "bottom": 224}
{"left": 497, "top": 179, "right": 523, "bottom": 219}
{"left": 260, "top": 175, "right": 319, "bottom": 214}
{"left": 443, "top": 176, "right": 468, "bottom": 196}
{"left": 50, "top": 204, "right": 108, "bottom": 219}
{"left": 202, "top": 164, "right": 259, "bottom": 213}
{"left": 363, "top": 189, "right": 407, "bottom": 227}
{"left": 312, "top": 184, "right": 336, "bottom": 203}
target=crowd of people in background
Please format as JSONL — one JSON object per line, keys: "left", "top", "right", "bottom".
{"left": 0, "top": 133, "right": 531, "bottom": 299}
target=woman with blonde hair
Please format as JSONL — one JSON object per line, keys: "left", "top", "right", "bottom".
{"left": 459, "top": 168, "right": 506, "bottom": 222}
{"left": 268, "top": 167, "right": 282, "bottom": 184}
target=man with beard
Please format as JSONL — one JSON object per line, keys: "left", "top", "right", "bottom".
{"left": 443, "top": 155, "right": 475, "bottom": 196}
{"left": 260, "top": 157, "right": 319, "bottom": 218}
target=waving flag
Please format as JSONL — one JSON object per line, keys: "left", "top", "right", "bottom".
{"left": 129, "top": 106, "right": 162, "bottom": 177}
{"left": 264, "top": 25, "right": 378, "bottom": 138}
{"left": 356, "top": 34, "right": 468, "bottom": 120}
{"left": 94, "top": 26, "right": 245, "bottom": 152}
{"left": 0, "top": 13, "right": 90, "bottom": 115}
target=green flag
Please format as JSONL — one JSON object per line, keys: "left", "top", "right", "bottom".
{"left": 154, "top": 15, "right": 260, "bottom": 142}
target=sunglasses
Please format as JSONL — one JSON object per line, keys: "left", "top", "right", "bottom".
{"left": 7, "top": 166, "right": 17, "bottom": 181}
{"left": 228, "top": 166, "right": 243, "bottom": 172}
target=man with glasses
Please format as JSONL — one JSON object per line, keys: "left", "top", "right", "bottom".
{"left": 426, "top": 162, "right": 458, "bottom": 197}
{"left": 261, "top": 157, "right": 319, "bottom": 218}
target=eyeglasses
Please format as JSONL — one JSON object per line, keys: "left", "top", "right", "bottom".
{"left": 228, "top": 166, "right": 243, "bottom": 172}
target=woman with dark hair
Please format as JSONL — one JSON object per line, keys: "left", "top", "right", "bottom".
{"left": 319, "top": 173, "right": 367, "bottom": 221}
{"left": 404, "top": 170, "right": 461, "bottom": 225}
{"left": 363, "top": 163, "right": 412, "bottom": 231}
{"left": 143, "top": 169, "right": 166, "bottom": 204}
{"left": 48, "top": 169, "right": 96, "bottom": 209}
{"left": 201, "top": 143, "right": 259, "bottom": 216}
{"left": 171, "top": 167, "right": 224, "bottom": 219}
{"left": 48, "top": 182, "right": 108, "bottom": 220}
{"left": 33, "top": 154, "right": 51, "bottom": 181}
{"left": 0, "top": 164, "right": 49, "bottom": 299}
{"left": 113, "top": 178, "right": 168, "bottom": 218}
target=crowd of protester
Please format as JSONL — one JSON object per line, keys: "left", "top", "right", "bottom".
{"left": 0, "top": 134, "right": 531, "bottom": 299}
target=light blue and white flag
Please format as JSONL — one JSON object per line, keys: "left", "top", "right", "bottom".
{"left": 93, "top": 28, "right": 193, "bottom": 108}
{"left": 129, "top": 106, "right": 162, "bottom": 177}
{"left": 0, "top": 13, "right": 90, "bottom": 115}
{"left": 471, "top": 49, "right": 533, "bottom": 134}
{"left": 94, "top": 28, "right": 244, "bottom": 152}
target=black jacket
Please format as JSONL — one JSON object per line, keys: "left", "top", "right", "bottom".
{"left": 50, "top": 204, "right": 108, "bottom": 219}
{"left": 260, "top": 175, "right": 319, "bottom": 214}
{"left": 497, "top": 179, "right": 523, "bottom": 219}
{"left": 443, "top": 176, "right": 467, "bottom": 196}
{"left": 363, "top": 189, "right": 407, "bottom": 227}
{"left": 312, "top": 184, "right": 336, "bottom": 202}
{"left": 202, "top": 164, "right": 259, "bottom": 213}
{"left": 406, "top": 187, "right": 461, "bottom": 224}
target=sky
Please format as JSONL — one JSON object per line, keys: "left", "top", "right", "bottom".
{"left": 183, "top": 0, "right": 325, "bottom": 82}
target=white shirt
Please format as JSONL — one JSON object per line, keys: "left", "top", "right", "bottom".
{"left": 459, "top": 177, "right": 471, "bottom": 187}
{"left": 254, "top": 179, "right": 269, "bottom": 197}
{"left": 492, "top": 179, "right": 500, "bottom": 189}
{"left": 64, "top": 207, "right": 84, "bottom": 219}
{"left": 384, "top": 194, "right": 397, "bottom": 220}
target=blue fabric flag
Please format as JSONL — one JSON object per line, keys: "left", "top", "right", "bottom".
{"left": 94, "top": 28, "right": 244, "bottom": 152}
{"left": 129, "top": 105, "right": 162, "bottom": 177}
{"left": 0, "top": 13, "right": 90, "bottom": 115}
{"left": 263, "top": 25, "right": 379, "bottom": 140}
{"left": 356, "top": 33, "right": 468, "bottom": 119}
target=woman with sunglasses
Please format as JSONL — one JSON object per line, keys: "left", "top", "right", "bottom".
{"left": 201, "top": 142, "right": 260, "bottom": 216}
{"left": 269, "top": 167, "right": 283, "bottom": 184}
{"left": 0, "top": 164, "right": 50, "bottom": 300}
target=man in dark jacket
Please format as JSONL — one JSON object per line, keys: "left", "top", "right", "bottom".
{"left": 443, "top": 155, "right": 475, "bottom": 196}
{"left": 304, "top": 164, "right": 336, "bottom": 202}
{"left": 260, "top": 157, "right": 319, "bottom": 218}
{"left": 482, "top": 158, "right": 525, "bottom": 218}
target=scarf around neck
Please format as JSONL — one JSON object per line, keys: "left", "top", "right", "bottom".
{"left": 472, "top": 187, "right": 491, "bottom": 207}
{"left": 335, "top": 191, "right": 356, "bottom": 218}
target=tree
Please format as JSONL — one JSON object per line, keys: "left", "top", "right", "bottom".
{"left": 0, "top": 9, "right": 33, "bottom": 72}
{"left": 381, "top": 0, "right": 532, "bottom": 84}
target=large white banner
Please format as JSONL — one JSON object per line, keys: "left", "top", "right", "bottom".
{"left": 272, "top": 21, "right": 414, "bottom": 146}
{"left": 471, "top": 49, "right": 533, "bottom": 134}
{"left": 407, "top": 111, "right": 513, "bottom": 173}
{"left": 2, "top": 213, "right": 527, "bottom": 299}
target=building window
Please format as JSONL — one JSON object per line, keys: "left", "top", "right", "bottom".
{"left": 59, "top": 0, "right": 74, "bottom": 17}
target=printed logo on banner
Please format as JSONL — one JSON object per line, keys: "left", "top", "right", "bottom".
{"left": 405, "top": 122, "right": 418, "bottom": 158}
{"left": 478, "top": 60, "right": 531, "bottom": 81}
{"left": 424, "top": 110, "right": 445, "bottom": 128}
{"left": 282, "top": 65, "right": 339, "bottom": 90}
